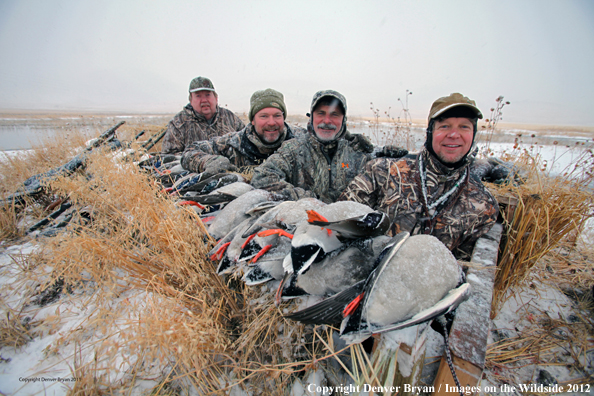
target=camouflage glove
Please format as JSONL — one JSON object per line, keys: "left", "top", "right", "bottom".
{"left": 345, "top": 131, "right": 374, "bottom": 153}
{"left": 203, "top": 156, "right": 238, "bottom": 174}
{"left": 376, "top": 145, "right": 408, "bottom": 159}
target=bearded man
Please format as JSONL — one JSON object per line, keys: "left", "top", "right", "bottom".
{"left": 251, "top": 90, "right": 376, "bottom": 203}
{"left": 181, "top": 89, "right": 304, "bottom": 174}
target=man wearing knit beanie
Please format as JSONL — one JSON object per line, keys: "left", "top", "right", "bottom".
{"left": 161, "top": 76, "right": 245, "bottom": 155}
{"left": 251, "top": 90, "right": 379, "bottom": 203}
{"left": 182, "top": 89, "right": 305, "bottom": 175}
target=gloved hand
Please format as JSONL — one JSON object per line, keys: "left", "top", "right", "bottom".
{"left": 376, "top": 145, "right": 408, "bottom": 158}
{"left": 345, "top": 131, "right": 374, "bottom": 153}
{"left": 203, "top": 155, "right": 238, "bottom": 174}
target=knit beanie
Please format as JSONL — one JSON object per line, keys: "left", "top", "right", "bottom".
{"left": 249, "top": 89, "right": 287, "bottom": 121}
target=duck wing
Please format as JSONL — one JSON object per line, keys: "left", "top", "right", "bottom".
{"left": 178, "top": 192, "right": 238, "bottom": 206}
{"left": 340, "top": 283, "right": 470, "bottom": 340}
{"left": 284, "top": 280, "right": 366, "bottom": 325}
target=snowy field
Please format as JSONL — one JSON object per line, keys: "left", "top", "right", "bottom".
{"left": 0, "top": 114, "right": 593, "bottom": 395}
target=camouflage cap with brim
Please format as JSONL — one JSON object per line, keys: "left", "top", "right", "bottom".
{"left": 189, "top": 76, "right": 216, "bottom": 93}
{"left": 307, "top": 90, "right": 348, "bottom": 144}
{"left": 429, "top": 93, "right": 483, "bottom": 121}
{"left": 309, "top": 90, "right": 347, "bottom": 115}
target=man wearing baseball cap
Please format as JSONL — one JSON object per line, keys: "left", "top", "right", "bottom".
{"left": 161, "top": 76, "right": 245, "bottom": 155}
{"left": 181, "top": 88, "right": 305, "bottom": 174}
{"left": 251, "top": 89, "right": 379, "bottom": 203}
{"left": 339, "top": 92, "right": 499, "bottom": 259}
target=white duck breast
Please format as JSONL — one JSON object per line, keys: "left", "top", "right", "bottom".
{"left": 290, "top": 222, "right": 342, "bottom": 274}
{"left": 207, "top": 189, "right": 274, "bottom": 240}
{"left": 363, "top": 234, "right": 462, "bottom": 327}
{"left": 243, "top": 257, "right": 285, "bottom": 285}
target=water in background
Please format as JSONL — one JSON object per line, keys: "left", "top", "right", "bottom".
{"left": 1, "top": 115, "right": 591, "bottom": 174}
{"left": 0, "top": 114, "right": 171, "bottom": 151}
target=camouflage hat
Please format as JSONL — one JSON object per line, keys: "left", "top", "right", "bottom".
{"left": 428, "top": 93, "right": 483, "bottom": 121}
{"left": 189, "top": 76, "right": 216, "bottom": 93}
{"left": 249, "top": 88, "right": 287, "bottom": 121}
{"left": 308, "top": 90, "right": 348, "bottom": 144}
{"left": 309, "top": 90, "right": 347, "bottom": 115}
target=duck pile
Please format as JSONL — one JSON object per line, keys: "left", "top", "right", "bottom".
{"left": 144, "top": 157, "right": 471, "bottom": 342}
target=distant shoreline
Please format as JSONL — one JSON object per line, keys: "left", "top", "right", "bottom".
{"left": 0, "top": 110, "right": 593, "bottom": 136}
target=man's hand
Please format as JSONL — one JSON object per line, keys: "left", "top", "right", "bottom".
{"left": 203, "top": 156, "right": 238, "bottom": 174}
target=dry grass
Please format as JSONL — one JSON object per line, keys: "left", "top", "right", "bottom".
{"left": 485, "top": 247, "right": 594, "bottom": 388}
{"left": 9, "top": 144, "right": 340, "bottom": 394}
{"left": 367, "top": 99, "right": 418, "bottom": 150}
{"left": 489, "top": 146, "right": 594, "bottom": 317}
{"left": 0, "top": 307, "right": 37, "bottom": 350}
{"left": 2, "top": 117, "right": 593, "bottom": 393}
{"left": 486, "top": 314, "right": 593, "bottom": 386}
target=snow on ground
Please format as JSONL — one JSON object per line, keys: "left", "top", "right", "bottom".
{"left": 0, "top": 241, "right": 168, "bottom": 395}
{"left": 2, "top": 235, "right": 590, "bottom": 395}
{"left": 480, "top": 273, "right": 594, "bottom": 395}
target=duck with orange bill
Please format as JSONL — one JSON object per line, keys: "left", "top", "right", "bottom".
{"left": 275, "top": 200, "right": 392, "bottom": 304}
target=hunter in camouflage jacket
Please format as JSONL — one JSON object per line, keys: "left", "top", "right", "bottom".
{"left": 161, "top": 104, "right": 245, "bottom": 155}
{"left": 251, "top": 89, "right": 376, "bottom": 203}
{"left": 181, "top": 122, "right": 304, "bottom": 173}
{"left": 339, "top": 148, "right": 499, "bottom": 259}
{"left": 251, "top": 131, "right": 373, "bottom": 203}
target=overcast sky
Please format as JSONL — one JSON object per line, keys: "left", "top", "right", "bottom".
{"left": 0, "top": 0, "right": 593, "bottom": 126}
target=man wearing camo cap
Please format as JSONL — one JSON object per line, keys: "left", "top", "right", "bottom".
{"left": 339, "top": 92, "right": 499, "bottom": 259}
{"left": 251, "top": 90, "right": 378, "bottom": 204}
{"left": 181, "top": 88, "right": 305, "bottom": 174}
{"left": 161, "top": 76, "right": 245, "bottom": 155}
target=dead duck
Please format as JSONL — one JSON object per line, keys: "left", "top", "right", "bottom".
{"left": 233, "top": 199, "right": 327, "bottom": 284}
{"left": 207, "top": 189, "right": 281, "bottom": 240}
{"left": 207, "top": 188, "right": 279, "bottom": 241}
{"left": 242, "top": 230, "right": 294, "bottom": 285}
{"left": 275, "top": 201, "right": 389, "bottom": 303}
{"left": 291, "top": 234, "right": 392, "bottom": 297}
{"left": 241, "top": 198, "right": 327, "bottom": 238}
{"left": 178, "top": 181, "right": 255, "bottom": 209}
{"left": 285, "top": 232, "right": 468, "bottom": 342}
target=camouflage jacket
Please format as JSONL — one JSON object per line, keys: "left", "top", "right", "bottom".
{"left": 251, "top": 131, "right": 374, "bottom": 204}
{"left": 181, "top": 123, "right": 304, "bottom": 173}
{"left": 339, "top": 149, "right": 499, "bottom": 259}
{"left": 161, "top": 104, "right": 245, "bottom": 155}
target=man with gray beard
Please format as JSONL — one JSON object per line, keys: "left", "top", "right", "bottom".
{"left": 251, "top": 90, "right": 377, "bottom": 203}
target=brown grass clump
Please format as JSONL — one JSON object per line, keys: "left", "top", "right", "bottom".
{"left": 489, "top": 147, "right": 594, "bottom": 317}
{"left": 0, "top": 200, "right": 25, "bottom": 241}
{"left": 0, "top": 128, "right": 89, "bottom": 241}
{"left": 486, "top": 309, "right": 593, "bottom": 385}
{"left": 31, "top": 148, "right": 344, "bottom": 394}
{"left": 34, "top": 149, "right": 233, "bottom": 392}
{"left": 0, "top": 308, "right": 36, "bottom": 350}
